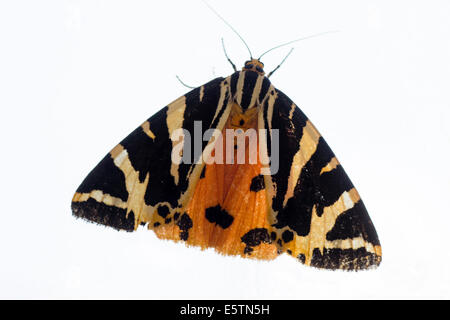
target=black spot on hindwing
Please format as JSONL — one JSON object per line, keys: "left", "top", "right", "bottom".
{"left": 297, "top": 254, "right": 306, "bottom": 264}
{"left": 281, "top": 230, "right": 294, "bottom": 243}
{"left": 250, "top": 175, "right": 265, "bottom": 192}
{"left": 176, "top": 213, "right": 193, "bottom": 241}
{"left": 157, "top": 205, "right": 170, "bottom": 218}
{"left": 270, "top": 232, "right": 277, "bottom": 241}
{"left": 241, "top": 228, "right": 272, "bottom": 255}
{"left": 205, "top": 205, "right": 234, "bottom": 229}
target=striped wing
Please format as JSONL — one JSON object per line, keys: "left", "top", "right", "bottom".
{"left": 263, "top": 89, "right": 382, "bottom": 270}
{"left": 72, "top": 76, "right": 232, "bottom": 231}
{"left": 71, "top": 66, "right": 381, "bottom": 271}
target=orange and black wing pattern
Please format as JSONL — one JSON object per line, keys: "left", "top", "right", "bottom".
{"left": 72, "top": 63, "right": 381, "bottom": 271}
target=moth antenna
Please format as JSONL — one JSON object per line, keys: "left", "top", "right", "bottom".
{"left": 176, "top": 75, "right": 196, "bottom": 89}
{"left": 267, "top": 48, "right": 294, "bottom": 78}
{"left": 221, "top": 38, "right": 237, "bottom": 72}
{"left": 203, "top": 0, "right": 253, "bottom": 59}
{"left": 258, "top": 30, "right": 338, "bottom": 60}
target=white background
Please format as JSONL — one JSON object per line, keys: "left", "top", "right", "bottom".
{"left": 1, "top": 0, "right": 449, "bottom": 299}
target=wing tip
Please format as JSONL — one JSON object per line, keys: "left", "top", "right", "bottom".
{"left": 303, "top": 247, "right": 382, "bottom": 271}
{"left": 71, "top": 197, "right": 135, "bottom": 232}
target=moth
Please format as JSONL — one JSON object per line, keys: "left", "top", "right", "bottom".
{"left": 72, "top": 48, "right": 381, "bottom": 271}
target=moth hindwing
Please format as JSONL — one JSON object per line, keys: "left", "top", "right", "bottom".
{"left": 72, "top": 59, "right": 381, "bottom": 271}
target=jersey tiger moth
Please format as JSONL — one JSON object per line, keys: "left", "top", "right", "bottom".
{"left": 72, "top": 52, "right": 381, "bottom": 271}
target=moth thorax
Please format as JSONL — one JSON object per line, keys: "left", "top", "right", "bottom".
{"left": 229, "top": 103, "right": 258, "bottom": 130}
{"left": 242, "top": 59, "right": 265, "bottom": 75}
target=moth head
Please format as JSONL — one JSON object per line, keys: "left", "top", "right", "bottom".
{"left": 242, "top": 59, "right": 265, "bottom": 75}
{"left": 231, "top": 59, "right": 271, "bottom": 111}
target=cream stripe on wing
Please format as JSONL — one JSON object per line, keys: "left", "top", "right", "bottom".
{"left": 320, "top": 157, "right": 339, "bottom": 175}
{"left": 72, "top": 190, "right": 127, "bottom": 209}
{"left": 324, "top": 236, "right": 373, "bottom": 251}
{"left": 166, "top": 96, "right": 187, "bottom": 185}
{"left": 110, "top": 144, "right": 151, "bottom": 229}
{"left": 289, "top": 188, "right": 365, "bottom": 264}
{"left": 265, "top": 86, "right": 276, "bottom": 132}
{"left": 210, "top": 81, "right": 230, "bottom": 127}
{"left": 288, "top": 103, "right": 296, "bottom": 120}
{"left": 199, "top": 85, "right": 205, "bottom": 102}
{"left": 282, "top": 120, "right": 320, "bottom": 207}
{"left": 235, "top": 72, "right": 246, "bottom": 106}
{"left": 141, "top": 121, "right": 156, "bottom": 140}
{"left": 305, "top": 188, "right": 361, "bottom": 264}
{"left": 249, "top": 74, "right": 264, "bottom": 108}
{"left": 178, "top": 87, "right": 234, "bottom": 209}
{"left": 257, "top": 86, "right": 277, "bottom": 195}
{"left": 183, "top": 80, "right": 230, "bottom": 183}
